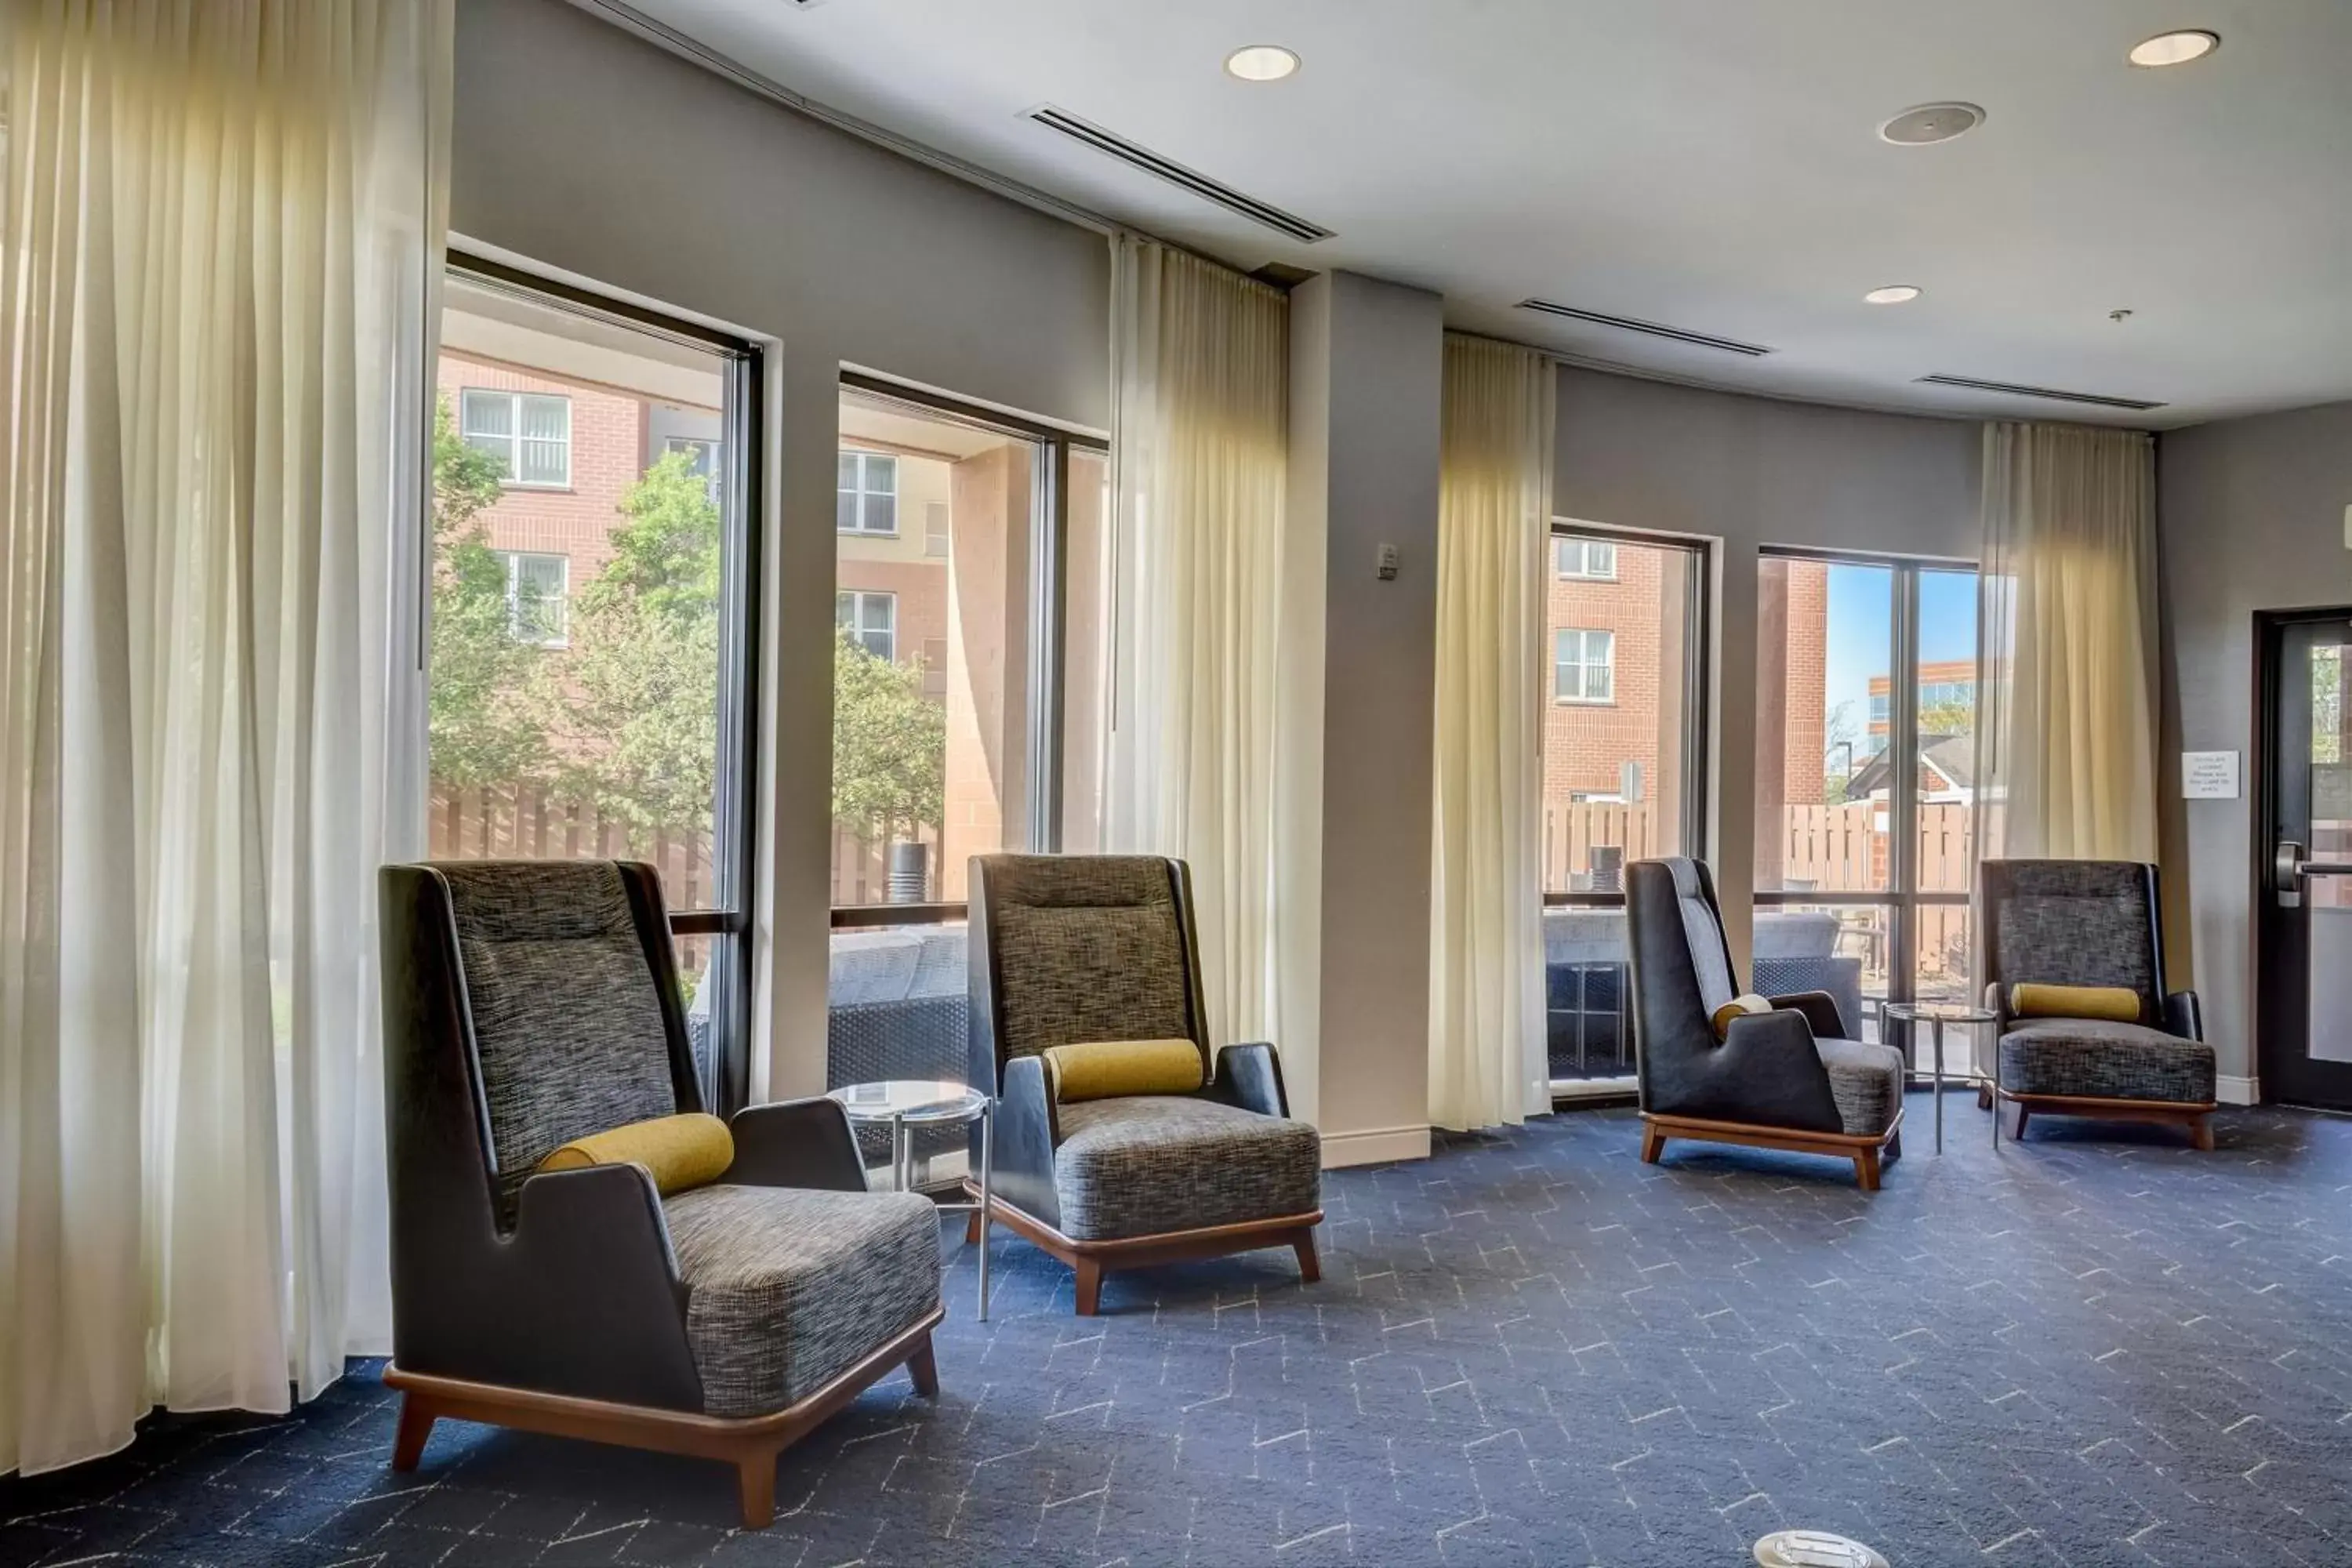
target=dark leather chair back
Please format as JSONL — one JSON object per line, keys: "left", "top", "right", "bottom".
{"left": 1624, "top": 858, "right": 1739, "bottom": 1106}
{"left": 1980, "top": 860, "right": 2165, "bottom": 1025}
{"left": 966, "top": 855, "right": 1212, "bottom": 1094}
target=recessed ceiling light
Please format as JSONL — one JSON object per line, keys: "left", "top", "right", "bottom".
{"left": 2129, "top": 29, "right": 2220, "bottom": 67}
{"left": 1224, "top": 45, "right": 1299, "bottom": 82}
{"left": 1864, "top": 285, "right": 1922, "bottom": 305}
{"left": 1877, "top": 101, "right": 1986, "bottom": 146}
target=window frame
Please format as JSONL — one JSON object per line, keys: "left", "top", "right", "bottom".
{"left": 444, "top": 252, "right": 764, "bottom": 1115}
{"left": 1542, "top": 524, "right": 1712, "bottom": 913}
{"left": 459, "top": 387, "right": 572, "bottom": 489}
{"left": 1752, "top": 547, "right": 1981, "bottom": 1049}
{"left": 837, "top": 449, "right": 900, "bottom": 536}
{"left": 828, "top": 371, "right": 1109, "bottom": 930}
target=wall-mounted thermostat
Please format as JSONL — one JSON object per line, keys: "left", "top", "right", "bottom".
{"left": 1376, "top": 543, "right": 1400, "bottom": 580}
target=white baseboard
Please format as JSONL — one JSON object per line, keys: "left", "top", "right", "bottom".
{"left": 1321, "top": 1123, "right": 1431, "bottom": 1168}
{"left": 2216, "top": 1074, "right": 2259, "bottom": 1106}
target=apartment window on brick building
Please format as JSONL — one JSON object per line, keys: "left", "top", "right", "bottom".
{"left": 1555, "top": 629, "right": 1616, "bottom": 702}
{"left": 837, "top": 590, "right": 896, "bottom": 660}
{"left": 1542, "top": 526, "right": 1708, "bottom": 1091}
{"left": 1555, "top": 537, "right": 1618, "bottom": 580}
{"left": 459, "top": 388, "right": 571, "bottom": 488}
{"left": 495, "top": 550, "right": 569, "bottom": 646}
{"left": 838, "top": 450, "right": 898, "bottom": 535}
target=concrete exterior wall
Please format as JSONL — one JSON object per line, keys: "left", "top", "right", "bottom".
{"left": 2156, "top": 400, "right": 2352, "bottom": 1093}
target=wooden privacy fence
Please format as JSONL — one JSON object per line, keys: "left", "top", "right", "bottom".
{"left": 429, "top": 783, "right": 717, "bottom": 912}
{"left": 1542, "top": 801, "right": 1661, "bottom": 891}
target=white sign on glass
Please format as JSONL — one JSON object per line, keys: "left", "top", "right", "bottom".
{"left": 2181, "top": 750, "right": 2241, "bottom": 800}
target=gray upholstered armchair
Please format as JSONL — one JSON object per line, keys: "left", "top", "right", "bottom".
{"left": 966, "top": 854, "right": 1322, "bottom": 1314}
{"left": 1625, "top": 858, "right": 1908, "bottom": 1188}
{"left": 1978, "top": 859, "right": 2216, "bottom": 1147}
{"left": 379, "top": 860, "right": 943, "bottom": 1527}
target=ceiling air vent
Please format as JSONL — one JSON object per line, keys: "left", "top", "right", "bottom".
{"left": 1915, "top": 373, "right": 2165, "bottom": 412}
{"left": 1515, "top": 299, "right": 1773, "bottom": 358}
{"left": 1025, "top": 107, "right": 1334, "bottom": 244}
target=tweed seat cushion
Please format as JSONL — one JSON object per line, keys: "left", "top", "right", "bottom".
{"left": 1052, "top": 1097, "right": 1320, "bottom": 1242}
{"left": 662, "top": 1184, "right": 940, "bottom": 1417}
{"left": 1815, "top": 1037, "right": 1904, "bottom": 1136}
{"left": 2000, "top": 1020, "right": 2216, "bottom": 1105}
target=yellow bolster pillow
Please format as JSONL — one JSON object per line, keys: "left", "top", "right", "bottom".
{"left": 2011, "top": 983, "right": 2142, "bottom": 1023}
{"left": 539, "top": 1112, "right": 734, "bottom": 1196}
{"left": 1710, "top": 993, "right": 1773, "bottom": 1040}
{"left": 1041, "top": 1039, "right": 1205, "bottom": 1103}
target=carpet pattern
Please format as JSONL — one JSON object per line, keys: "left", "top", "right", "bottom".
{"left": 4, "top": 1097, "right": 2350, "bottom": 1566}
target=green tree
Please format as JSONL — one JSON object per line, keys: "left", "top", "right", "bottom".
{"left": 429, "top": 397, "right": 550, "bottom": 789}
{"left": 546, "top": 450, "right": 723, "bottom": 834}
{"left": 1918, "top": 698, "right": 1973, "bottom": 737}
{"left": 832, "top": 633, "right": 946, "bottom": 850}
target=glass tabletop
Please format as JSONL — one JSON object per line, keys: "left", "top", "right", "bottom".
{"left": 1879, "top": 1001, "right": 1998, "bottom": 1023}
{"left": 826, "top": 1080, "right": 989, "bottom": 1123}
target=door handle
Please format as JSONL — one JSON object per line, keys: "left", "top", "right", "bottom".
{"left": 2274, "top": 840, "right": 2352, "bottom": 908}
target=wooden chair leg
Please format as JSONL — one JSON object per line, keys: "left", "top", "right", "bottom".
{"left": 1639, "top": 1123, "right": 1667, "bottom": 1164}
{"left": 1853, "top": 1145, "right": 1882, "bottom": 1192}
{"left": 1998, "top": 1098, "right": 2028, "bottom": 1142}
{"left": 736, "top": 1450, "right": 777, "bottom": 1530}
{"left": 390, "top": 1393, "right": 435, "bottom": 1472}
{"left": 2190, "top": 1115, "right": 2215, "bottom": 1152}
{"left": 906, "top": 1333, "right": 939, "bottom": 1398}
{"left": 1073, "top": 1258, "right": 1102, "bottom": 1317}
{"left": 1976, "top": 1083, "right": 1993, "bottom": 1111}
{"left": 964, "top": 1208, "right": 983, "bottom": 1245}
{"left": 1291, "top": 1227, "right": 1321, "bottom": 1285}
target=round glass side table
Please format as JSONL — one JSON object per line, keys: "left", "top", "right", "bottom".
{"left": 1878, "top": 1002, "right": 1999, "bottom": 1152}
{"left": 827, "top": 1080, "right": 995, "bottom": 1320}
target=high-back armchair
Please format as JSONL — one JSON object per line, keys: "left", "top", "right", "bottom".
{"left": 1979, "top": 860, "right": 2216, "bottom": 1147}
{"left": 1624, "top": 858, "right": 1908, "bottom": 1188}
{"left": 379, "top": 859, "right": 944, "bottom": 1526}
{"left": 967, "top": 855, "right": 1321, "bottom": 1314}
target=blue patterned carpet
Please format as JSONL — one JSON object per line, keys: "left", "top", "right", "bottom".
{"left": 5, "top": 1096, "right": 2350, "bottom": 1566}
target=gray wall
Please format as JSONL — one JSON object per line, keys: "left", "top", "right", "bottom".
{"left": 1552, "top": 368, "right": 1982, "bottom": 970}
{"left": 2157, "top": 401, "right": 2352, "bottom": 1089}
{"left": 452, "top": 0, "right": 1109, "bottom": 1096}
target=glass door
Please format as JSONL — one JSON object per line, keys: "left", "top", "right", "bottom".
{"left": 2259, "top": 613, "right": 2352, "bottom": 1111}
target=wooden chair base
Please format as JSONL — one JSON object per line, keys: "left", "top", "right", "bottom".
{"left": 1639, "top": 1107, "right": 1905, "bottom": 1190}
{"left": 965, "top": 1186, "right": 1321, "bottom": 1315}
{"left": 1977, "top": 1084, "right": 2215, "bottom": 1149}
{"left": 385, "top": 1304, "right": 945, "bottom": 1528}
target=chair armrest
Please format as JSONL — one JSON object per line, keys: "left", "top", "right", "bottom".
{"left": 1209, "top": 1042, "right": 1289, "bottom": 1118}
{"left": 1703, "top": 1007, "right": 1845, "bottom": 1134}
{"left": 1766, "top": 990, "right": 1850, "bottom": 1041}
{"left": 986, "top": 1054, "right": 1062, "bottom": 1232}
{"left": 1982, "top": 982, "right": 2014, "bottom": 1030}
{"left": 422, "top": 1163, "right": 701, "bottom": 1409}
{"left": 727, "top": 1097, "right": 869, "bottom": 1192}
{"left": 2164, "top": 990, "right": 2204, "bottom": 1041}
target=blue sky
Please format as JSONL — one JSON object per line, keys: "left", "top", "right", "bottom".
{"left": 1822, "top": 564, "right": 1977, "bottom": 753}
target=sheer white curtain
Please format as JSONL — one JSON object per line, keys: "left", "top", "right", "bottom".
{"left": 1428, "top": 335, "right": 1553, "bottom": 1131}
{"left": 1103, "top": 234, "right": 1288, "bottom": 1047}
{"left": 1, "top": 0, "right": 449, "bottom": 1475}
{"left": 1976, "top": 421, "right": 2159, "bottom": 862}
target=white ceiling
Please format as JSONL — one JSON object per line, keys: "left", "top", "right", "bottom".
{"left": 621, "top": 0, "right": 2352, "bottom": 429}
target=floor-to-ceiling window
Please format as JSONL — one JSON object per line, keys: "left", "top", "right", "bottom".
{"left": 1754, "top": 551, "right": 1980, "bottom": 1064}
{"left": 826, "top": 378, "right": 1107, "bottom": 1181}
{"left": 1542, "top": 525, "right": 1711, "bottom": 1090}
{"left": 431, "top": 258, "right": 762, "bottom": 1109}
